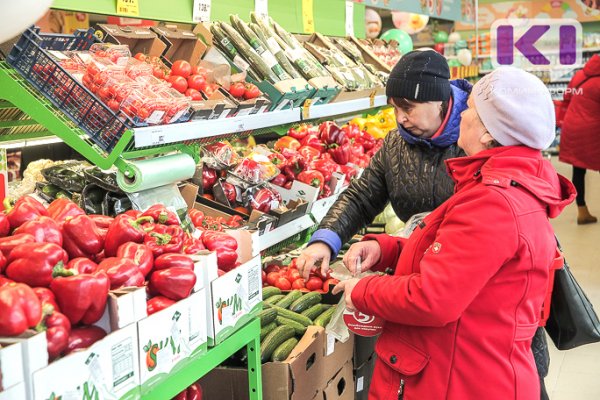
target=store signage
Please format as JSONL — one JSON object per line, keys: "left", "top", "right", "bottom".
{"left": 193, "top": 0, "right": 212, "bottom": 23}
{"left": 345, "top": 1, "right": 354, "bottom": 36}
{"left": 491, "top": 19, "right": 582, "bottom": 74}
{"left": 116, "top": 0, "right": 139, "bottom": 17}
{"left": 361, "top": 0, "right": 462, "bottom": 22}
{"left": 255, "top": 0, "right": 268, "bottom": 16}
{"left": 302, "top": 0, "right": 315, "bottom": 33}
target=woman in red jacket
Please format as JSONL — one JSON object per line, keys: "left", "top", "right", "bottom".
{"left": 334, "top": 67, "right": 576, "bottom": 399}
{"left": 558, "top": 54, "right": 600, "bottom": 224}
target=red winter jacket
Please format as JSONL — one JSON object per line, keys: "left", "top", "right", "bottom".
{"left": 558, "top": 54, "right": 600, "bottom": 171}
{"left": 352, "top": 146, "right": 575, "bottom": 400}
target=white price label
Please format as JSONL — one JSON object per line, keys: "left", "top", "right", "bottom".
{"left": 233, "top": 54, "right": 251, "bottom": 71}
{"left": 193, "top": 0, "right": 211, "bottom": 22}
{"left": 255, "top": 0, "right": 268, "bottom": 16}
{"left": 263, "top": 50, "right": 279, "bottom": 69}
{"left": 236, "top": 107, "right": 253, "bottom": 117}
{"left": 345, "top": 1, "right": 354, "bottom": 37}
{"left": 326, "top": 333, "right": 336, "bottom": 356}
{"left": 222, "top": 305, "right": 234, "bottom": 326}
{"left": 357, "top": 376, "right": 364, "bottom": 392}
{"left": 266, "top": 37, "right": 281, "bottom": 53}
{"left": 151, "top": 130, "right": 166, "bottom": 146}
{"left": 146, "top": 110, "right": 165, "bottom": 125}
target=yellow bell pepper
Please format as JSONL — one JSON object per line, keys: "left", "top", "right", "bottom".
{"left": 364, "top": 121, "right": 386, "bottom": 139}
{"left": 350, "top": 117, "right": 367, "bottom": 131}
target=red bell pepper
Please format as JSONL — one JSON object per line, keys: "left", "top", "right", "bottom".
{"left": 144, "top": 224, "right": 184, "bottom": 257}
{"left": 124, "top": 209, "right": 142, "bottom": 219}
{"left": 104, "top": 215, "right": 154, "bottom": 257}
{"left": 0, "top": 213, "right": 10, "bottom": 237}
{"left": 154, "top": 253, "right": 194, "bottom": 271}
{"left": 341, "top": 123, "right": 361, "bottom": 140}
{"left": 98, "top": 257, "right": 145, "bottom": 290}
{"left": 47, "top": 198, "right": 85, "bottom": 223}
{"left": 0, "top": 283, "right": 42, "bottom": 336}
{"left": 339, "top": 165, "right": 357, "bottom": 185}
{"left": 328, "top": 139, "right": 351, "bottom": 165}
{"left": 50, "top": 266, "right": 110, "bottom": 325}
{"left": 62, "top": 214, "right": 105, "bottom": 259}
{"left": 0, "top": 250, "right": 6, "bottom": 273}
{"left": 221, "top": 182, "right": 237, "bottom": 205}
{"left": 4, "top": 197, "right": 48, "bottom": 230}
{"left": 300, "top": 134, "right": 326, "bottom": 153}
{"left": 357, "top": 130, "right": 377, "bottom": 151}
{"left": 0, "top": 233, "right": 35, "bottom": 260}
{"left": 355, "top": 154, "right": 371, "bottom": 168}
{"left": 66, "top": 257, "right": 98, "bottom": 274}
{"left": 297, "top": 170, "right": 326, "bottom": 190}
{"left": 189, "top": 209, "right": 205, "bottom": 229}
{"left": 287, "top": 124, "right": 309, "bottom": 141}
{"left": 271, "top": 173, "right": 288, "bottom": 187}
{"left": 146, "top": 296, "right": 176, "bottom": 316}
{"left": 319, "top": 121, "right": 346, "bottom": 146}
{"left": 66, "top": 326, "right": 107, "bottom": 354}
{"left": 298, "top": 145, "right": 321, "bottom": 162}
{"left": 174, "top": 383, "right": 204, "bottom": 400}
{"left": 202, "top": 167, "right": 218, "bottom": 192}
{"left": 202, "top": 231, "right": 238, "bottom": 271}
{"left": 183, "top": 236, "right": 206, "bottom": 255}
{"left": 274, "top": 136, "right": 301, "bottom": 152}
{"left": 249, "top": 187, "right": 281, "bottom": 213}
{"left": 36, "top": 303, "right": 71, "bottom": 360}
{"left": 5, "top": 243, "right": 69, "bottom": 287}
{"left": 142, "top": 204, "right": 179, "bottom": 226}
{"left": 350, "top": 142, "right": 365, "bottom": 158}
{"left": 0, "top": 276, "right": 13, "bottom": 288}
{"left": 309, "top": 159, "right": 336, "bottom": 182}
{"left": 13, "top": 216, "right": 63, "bottom": 246}
{"left": 319, "top": 184, "right": 333, "bottom": 200}
{"left": 89, "top": 214, "right": 114, "bottom": 230}
{"left": 33, "top": 287, "right": 60, "bottom": 312}
{"left": 148, "top": 267, "right": 196, "bottom": 301}
{"left": 116, "top": 242, "right": 154, "bottom": 277}
{"left": 268, "top": 153, "right": 288, "bottom": 169}
{"left": 227, "top": 215, "right": 244, "bottom": 228}
{"left": 283, "top": 181, "right": 293, "bottom": 189}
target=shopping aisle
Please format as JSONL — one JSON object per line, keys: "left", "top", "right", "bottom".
{"left": 547, "top": 157, "right": 600, "bottom": 399}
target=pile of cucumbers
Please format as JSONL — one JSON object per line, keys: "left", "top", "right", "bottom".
{"left": 259, "top": 287, "right": 337, "bottom": 363}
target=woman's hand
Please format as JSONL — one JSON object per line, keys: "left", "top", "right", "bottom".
{"left": 342, "top": 240, "right": 382, "bottom": 275}
{"left": 332, "top": 278, "right": 361, "bottom": 311}
{"left": 297, "top": 242, "right": 332, "bottom": 280}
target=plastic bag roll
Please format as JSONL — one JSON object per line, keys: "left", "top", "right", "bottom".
{"left": 117, "top": 154, "right": 196, "bottom": 193}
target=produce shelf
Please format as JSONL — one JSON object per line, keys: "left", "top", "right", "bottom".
{"left": 258, "top": 214, "right": 316, "bottom": 252}
{"left": 303, "top": 95, "right": 387, "bottom": 120}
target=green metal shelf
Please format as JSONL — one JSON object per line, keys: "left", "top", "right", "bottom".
{"left": 144, "top": 318, "right": 262, "bottom": 400}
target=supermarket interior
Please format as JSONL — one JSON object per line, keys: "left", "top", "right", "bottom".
{"left": 0, "top": 0, "right": 599, "bottom": 399}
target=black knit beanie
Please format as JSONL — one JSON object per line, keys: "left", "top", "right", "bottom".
{"left": 386, "top": 50, "right": 451, "bottom": 102}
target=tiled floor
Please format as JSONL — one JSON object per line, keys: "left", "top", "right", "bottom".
{"left": 546, "top": 157, "right": 600, "bottom": 399}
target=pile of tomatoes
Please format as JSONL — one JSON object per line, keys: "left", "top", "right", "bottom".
{"left": 262, "top": 259, "right": 339, "bottom": 292}
{"left": 227, "top": 81, "right": 261, "bottom": 101}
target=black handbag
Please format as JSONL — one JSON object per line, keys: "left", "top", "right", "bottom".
{"left": 545, "top": 254, "right": 600, "bottom": 350}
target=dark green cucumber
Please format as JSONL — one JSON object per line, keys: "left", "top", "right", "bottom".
{"left": 275, "top": 316, "right": 307, "bottom": 336}
{"left": 271, "top": 337, "right": 299, "bottom": 362}
{"left": 301, "top": 304, "right": 332, "bottom": 320}
{"left": 271, "top": 305, "right": 313, "bottom": 327}
{"left": 260, "top": 325, "right": 295, "bottom": 363}
{"left": 264, "top": 294, "right": 285, "bottom": 305}
{"left": 262, "top": 286, "right": 282, "bottom": 300}
{"left": 260, "top": 322, "right": 277, "bottom": 340}
{"left": 259, "top": 308, "right": 278, "bottom": 326}
{"left": 289, "top": 292, "right": 322, "bottom": 313}
{"left": 276, "top": 290, "right": 303, "bottom": 309}
{"left": 314, "top": 306, "right": 337, "bottom": 327}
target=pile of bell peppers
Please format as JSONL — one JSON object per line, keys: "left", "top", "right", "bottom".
{"left": 0, "top": 197, "right": 241, "bottom": 363}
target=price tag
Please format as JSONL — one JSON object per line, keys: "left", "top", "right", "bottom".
{"left": 116, "top": 0, "right": 139, "bottom": 17}
{"left": 326, "top": 333, "right": 336, "bottom": 356}
{"left": 357, "top": 376, "right": 364, "bottom": 392}
{"left": 369, "top": 90, "right": 376, "bottom": 108}
{"left": 193, "top": 0, "right": 212, "bottom": 23}
{"left": 255, "top": 0, "right": 268, "bottom": 16}
{"left": 302, "top": 0, "right": 315, "bottom": 34}
{"left": 345, "top": 1, "right": 354, "bottom": 37}
{"left": 302, "top": 98, "right": 312, "bottom": 119}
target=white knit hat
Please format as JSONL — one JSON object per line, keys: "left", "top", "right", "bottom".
{"left": 472, "top": 66, "right": 555, "bottom": 150}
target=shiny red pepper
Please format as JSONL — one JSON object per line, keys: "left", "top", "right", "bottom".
{"left": 104, "top": 215, "right": 154, "bottom": 257}
{"left": 227, "top": 215, "right": 244, "bottom": 228}
{"left": 189, "top": 209, "right": 205, "bottom": 229}
{"left": 124, "top": 210, "right": 142, "bottom": 219}
{"left": 174, "top": 383, "right": 204, "bottom": 400}
{"left": 0, "top": 233, "right": 35, "bottom": 262}
{"left": 271, "top": 173, "right": 288, "bottom": 187}
{"left": 66, "top": 257, "right": 99, "bottom": 274}
{"left": 50, "top": 265, "right": 110, "bottom": 325}
{"left": 47, "top": 198, "right": 85, "bottom": 223}
{"left": 297, "top": 170, "right": 326, "bottom": 190}
{"left": 89, "top": 214, "right": 114, "bottom": 230}
{"left": 339, "top": 165, "right": 357, "bottom": 184}
{"left": 36, "top": 303, "right": 71, "bottom": 360}
{"left": 309, "top": 159, "right": 336, "bottom": 182}
{"left": 202, "top": 231, "right": 238, "bottom": 271}
{"left": 144, "top": 224, "right": 185, "bottom": 257}
{"left": 0, "top": 275, "right": 13, "bottom": 288}
{"left": 116, "top": 242, "right": 154, "bottom": 277}
{"left": 183, "top": 236, "right": 206, "bottom": 255}
{"left": 98, "top": 257, "right": 145, "bottom": 290}
{"left": 62, "top": 214, "right": 105, "bottom": 259}
{"left": 202, "top": 167, "right": 218, "bottom": 192}
{"left": 33, "top": 287, "right": 60, "bottom": 312}
{"left": 0, "top": 213, "right": 10, "bottom": 237}
{"left": 287, "top": 124, "right": 309, "bottom": 141}
{"left": 319, "top": 184, "right": 333, "bottom": 199}
{"left": 66, "top": 326, "right": 107, "bottom": 354}
{"left": 4, "top": 197, "right": 48, "bottom": 230}
{"left": 298, "top": 145, "right": 321, "bottom": 162}
{"left": 319, "top": 121, "right": 346, "bottom": 146}
{"left": 268, "top": 153, "right": 288, "bottom": 169}
{"left": 13, "top": 216, "right": 63, "bottom": 246}
{"left": 327, "top": 139, "right": 351, "bottom": 165}
{"left": 0, "top": 250, "right": 6, "bottom": 273}
{"left": 154, "top": 253, "right": 195, "bottom": 271}
{"left": 357, "top": 130, "right": 376, "bottom": 150}
{"left": 300, "top": 134, "right": 326, "bottom": 153}
{"left": 146, "top": 296, "right": 176, "bottom": 316}
{"left": 0, "top": 283, "right": 42, "bottom": 336}
{"left": 5, "top": 242, "right": 69, "bottom": 287}
{"left": 142, "top": 204, "right": 179, "bottom": 226}
{"left": 249, "top": 187, "right": 281, "bottom": 213}
{"left": 221, "top": 182, "right": 237, "bottom": 205}
{"left": 148, "top": 267, "right": 196, "bottom": 301}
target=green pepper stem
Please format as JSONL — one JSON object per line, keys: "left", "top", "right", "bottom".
{"left": 52, "top": 262, "right": 75, "bottom": 278}
{"left": 150, "top": 232, "right": 172, "bottom": 245}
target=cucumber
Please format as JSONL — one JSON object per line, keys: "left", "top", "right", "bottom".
{"left": 275, "top": 316, "right": 307, "bottom": 336}
{"left": 271, "top": 337, "right": 299, "bottom": 362}
{"left": 260, "top": 325, "right": 295, "bottom": 363}
{"left": 262, "top": 286, "right": 282, "bottom": 300}
{"left": 301, "top": 304, "right": 332, "bottom": 320}
{"left": 314, "top": 306, "right": 337, "bottom": 327}
{"left": 276, "top": 290, "right": 303, "bottom": 309}
{"left": 264, "top": 294, "right": 285, "bottom": 305}
{"left": 289, "top": 292, "right": 322, "bottom": 314}
{"left": 259, "top": 308, "right": 278, "bottom": 326}
{"left": 260, "top": 322, "right": 277, "bottom": 340}
{"left": 271, "top": 305, "right": 313, "bottom": 327}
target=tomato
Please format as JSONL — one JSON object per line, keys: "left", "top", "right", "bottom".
{"left": 152, "top": 67, "right": 165, "bottom": 80}
{"left": 167, "top": 75, "right": 188, "bottom": 94}
{"left": 291, "top": 278, "right": 306, "bottom": 290}
{"left": 187, "top": 74, "right": 206, "bottom": 91}
{"left": 97, "top": 86, "right": 111, "bottom": 101}
{"left": 264, "top": 264, "right": 280, "bottom": 274}
{"left": 322, "top": 278, "right": 340, "bottom": 292}
{"left": 229, "top": 82, "right": 246, "bottom": 99}
{"left": 274, "top": 277, "right": 292, "bottom": 291}
{"left": 86, "top": 63, "right": 100, "bottom": 77}
{"left": 171, "top": 60, "right": 192, "bottom": 78}
{"left": 244, "top": 83, "right": 261, "bottom": 100}
{"left": 192, "top": 65, "right": 208, "bottom": 76}
{"left": 185, "top": 88, "right": 203, "bottom": 101}
{"left": 107, "top": 99, "right": 120, "bottom": 112}
{"left": 202, "top": 83, "right": 219, "bottom": 98}
{"left": 262, "top": 270, "right": 267, "bottom": 284}
{"left": 305, "top": 276, "right": 323, "bottom": 291}
{"left": 266, "top": 272, "right": 280, "bottom": 286}
{"left": 202, "top": 193, "right": 214, "bottom": 201}
{"left": 134, "top": 53, "right": 147, "bottom": 62}
{"left": 288, "top": 269, "right": 301, "bottom": 282}
{"left": 234, "top": 206, "right": 250, "bottom": 215}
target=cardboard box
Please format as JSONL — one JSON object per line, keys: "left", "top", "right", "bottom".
{"left": 0, "top": 340, "right": 24, "bottom": 391}
{"left": 151, "top": 25, "right": 206, "bottom": 66}
{"left": 322, "top": 331, "right": 354, "bottom": 386}
{"left": 0, "top": 332, "right": 47, "bottom": 399}
{"left": 95, "top": 287, "right": 147, "bottom": 333}
{"left": 354, "top": 352, "right": 376, "bottom": 400}
{"left": 33, "top": 324, "right": 140, "bottom": 400}
{"left": 270, "top": 199, "right": 310, "bottom": 227}
{"left": 253, "top": 78, "right": 313, "bottom": 111}
{"left": 190, "top": 98, "right": 237, "bottom": 121}
{"left": 347, "top": 37, "right": 393, "bottom": 73}
{"left": 323, "top": 361, "right": 354, "bottom": 400}
{"left": 137, "top": 289, "right": 207, "bottom": 394}
{"left": 331, "top": 88, "right": 378, "bottom": 103}
{"left": 95, "top": 24, "right": 167, "bottom": 57}
{"left": 307, "top": 76, "right": 341, "bottom": 105}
